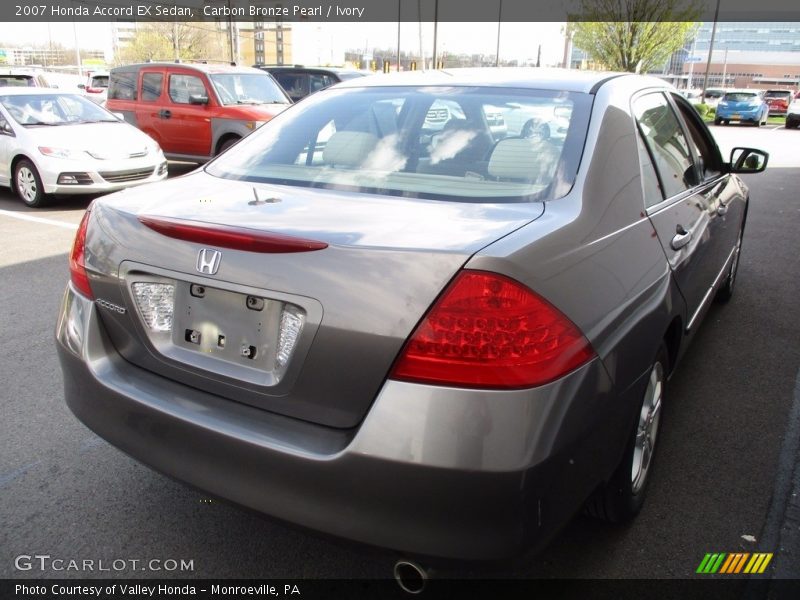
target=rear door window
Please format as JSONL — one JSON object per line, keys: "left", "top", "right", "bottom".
{"left": 140, "top": 72, "right": 164, "bottom": 102}
{"left": 633, "top": 92, "right": 696, "bottom": 199}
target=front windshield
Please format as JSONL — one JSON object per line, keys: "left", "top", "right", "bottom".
{"left": 206, "top": 86, "right": 591, "bottom": 203}
{"left": 0, "top": 93, "right": 118, "bottom": 126}
{"left": 210, "top": 73, "right": 290, "bottom": 106}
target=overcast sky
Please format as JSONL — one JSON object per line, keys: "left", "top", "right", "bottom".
{"left": 1, "top": 21, "right": 567, "bottom": 66}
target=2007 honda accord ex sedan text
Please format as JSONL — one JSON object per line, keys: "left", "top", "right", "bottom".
{"left": 56, "top": 69, "right": 767, "bottom": 563}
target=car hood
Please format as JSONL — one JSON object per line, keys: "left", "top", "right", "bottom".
{"left": 23, "top": 122, "right": 157, "bottom": 156}
{"left": 88, "top": 171, "right": 544, "bottom": 428}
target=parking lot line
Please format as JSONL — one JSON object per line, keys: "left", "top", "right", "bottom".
{"left": 0, "top": 209, "right": 78, "bottom": 230}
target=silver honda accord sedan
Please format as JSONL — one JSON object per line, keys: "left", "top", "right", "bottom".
{"left": 56, "top": 68, "right": 767, "bottom": 562}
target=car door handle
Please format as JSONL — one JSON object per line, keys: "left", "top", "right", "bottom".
{"left": 717, "top": 203, "right": 729, "bottom": 216}
{"left": 158, "top": 110, "right": 171, "bottom": 119}
{"left": 671, "top": 225, "right": 692, "bottom": 250}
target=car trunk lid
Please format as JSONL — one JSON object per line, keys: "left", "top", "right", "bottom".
{"left": 86, "top": 172, "right": 544, "bottom": 428}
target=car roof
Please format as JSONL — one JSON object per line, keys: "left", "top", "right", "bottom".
{"left": 724, "top": 89, "right": 761, "bottom": 94}
{"left": 332, "top": 67, "right": 671, "bottom": 94}
{"left": 0, "top": 87, "right": 80, "bottom": 96}
{"left": 111, "top": 62, "right": 265, "bottom": 76}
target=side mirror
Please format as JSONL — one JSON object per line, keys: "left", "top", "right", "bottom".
{"left": 0, "top": 120, "right": 13, "bottom": 136}
{"left": 188, "top": 94, "right": 209, "bottom": 105}
{"left": 77, "top": 84, "right": 86, "bottom": 90}
{"left": 112, "top": 112, "right": 126, "bottom": 121}
{"left": 729, "top": 147, "right": 769, "bottom": 174}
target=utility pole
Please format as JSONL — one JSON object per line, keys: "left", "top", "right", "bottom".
{"left": 432, "top": 0, "right": 439, "bottom": 68}
{"left": 495, "top": 0, "right": 502, "bottom": 67}
{"left": 396, "top": 0, "right": 401, "bottom": 71}
{"left": 701, "top": 0, "right": 721, "bottom": 102}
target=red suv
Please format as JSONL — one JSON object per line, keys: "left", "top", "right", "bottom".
{"left": 763, "top": 89, "right": 794, "bottom": 115}
{"left": 107, "top": 62, "right": 291, "bottom": 162}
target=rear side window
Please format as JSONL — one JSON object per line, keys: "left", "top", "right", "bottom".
{"left": 633, "top": 92, "right": 695, "bottom": 199}
{"left": 141, "top": 73, "right": 163, "bottom": 102}
{"left": 309, "top": 74, "right": 335, "bottom": 93}
{"left": 168, "top": 74, "right": 207, "bottom": 104}
{"left": 108, "top": 72, "right": 137, "bottom": 100}
{"left": 274, "top": 73, "right": 307, "bottom": 98}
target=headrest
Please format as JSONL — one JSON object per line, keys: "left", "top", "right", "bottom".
{"left": 323, "top": 131, "right": 379, "bottom": 167}
{"left": 487, "top": 138, "right": 541, "bottom": 180}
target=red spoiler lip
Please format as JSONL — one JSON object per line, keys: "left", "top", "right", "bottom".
{"left": 138, "top": 215, "right": 328, "bottom": 253}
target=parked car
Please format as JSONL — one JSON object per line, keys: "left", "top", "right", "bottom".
{"left": 763, "top": 89, "right": 793, "bottom": 115}
{"left": 785, "top": 91, "right": 800, "bottom": 128}
{"left": 106, "top": 62, "right": 291, "bottom": 162}
{"left": 714, "top": 89, "right": 769, "bottom": 126}
{"left": 0, "top": 68, "right": 53, "bottom": 88}
{"left": 257, "top": 65, "right": 367, "bottom": 102}
{"left": 79, "top": 71, "right": 110, "bottom": 105}
{"left": 0, "top": 88, "right": 167, "bottom": 207}
{"left": 56, "top": 69, "right": 767, "bottom": 570}
{"left": 693, "top": 87, "right": 726, "bottom": 108}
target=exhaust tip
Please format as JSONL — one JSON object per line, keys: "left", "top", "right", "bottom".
{"left": 393, "top": 560, "right": 428, "bottom": 594}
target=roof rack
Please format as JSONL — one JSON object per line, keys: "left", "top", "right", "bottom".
{"left": 145, "top": 58, "right": 238, "bottom": 66}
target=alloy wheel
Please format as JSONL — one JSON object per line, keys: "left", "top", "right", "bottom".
{"left": 631, "top": 361, "right": 664, "bottom": 494}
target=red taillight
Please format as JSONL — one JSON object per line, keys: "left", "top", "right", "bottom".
{"left": 138, "top": 216, "right": 328, "bottom": 253}
{"left": 390, "top": 271, "right": 595, "bottom": 389}
{"left": 69, "top": 208, "right": 94, "bottom": 299}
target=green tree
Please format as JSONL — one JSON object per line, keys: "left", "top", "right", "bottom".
{"left": 571, "top": 0, "right": 701, "bottom": 73}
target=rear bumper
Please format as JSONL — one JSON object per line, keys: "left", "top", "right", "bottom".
{"left": 56, "top": 284, "right": 629, "bottom": 561}
{"left": 716, "top": 106, "right": 763, "bottom": 120}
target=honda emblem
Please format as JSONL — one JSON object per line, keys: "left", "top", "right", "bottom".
{"left": 196, "top": 249, "right": 221, "bottom": 275}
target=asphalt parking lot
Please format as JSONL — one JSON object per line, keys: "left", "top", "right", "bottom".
{"left": 1, "top": 126, "right": 799, "bottom": 588}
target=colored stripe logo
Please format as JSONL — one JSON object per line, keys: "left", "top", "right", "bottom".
{"left": 696, "top": 553, "right": 773, "bottom": 574}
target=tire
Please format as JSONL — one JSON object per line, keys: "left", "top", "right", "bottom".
{"left": 715, "top": 222, "right": 744, "bottom": 304}
{"left": 714, "top": 118, "right": 721, "bottom": 125}
{"left": 216, "top": 137, "right": 240, "bottom": 155}
{"left": 14, "top": 159, "right": 49, "bottom": 208}
{"left": 586, "top": 346, "right": 667, "bottom": 523}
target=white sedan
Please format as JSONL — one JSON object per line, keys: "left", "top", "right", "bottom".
{"left": 0, "top": 88, "right": 167, "bottom": 207}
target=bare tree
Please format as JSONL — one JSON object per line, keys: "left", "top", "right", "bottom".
{"left": 116, "top": 23, "right": 228, "bottom": 65}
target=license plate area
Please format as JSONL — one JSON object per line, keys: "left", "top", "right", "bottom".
{"left": 124, "top": 269, "right": 313, "bottom": 390}
{"left": 174, "top": 282, "right": 279, "bottom": 370}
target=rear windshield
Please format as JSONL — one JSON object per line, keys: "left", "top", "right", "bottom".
{"left": 764, "top": 90, "right": 791, "bottom": 98}
{"left": 0, "top": 75, "right": 36, "bottom": 87}
{"left": 723, "top": 92, "right": 759, "bottom": 102}
{"left": 90, "top": 75, "right": 109, "bottom": 89}
{"left": 206, "top": 86, "right": 591, "bottom": 203}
